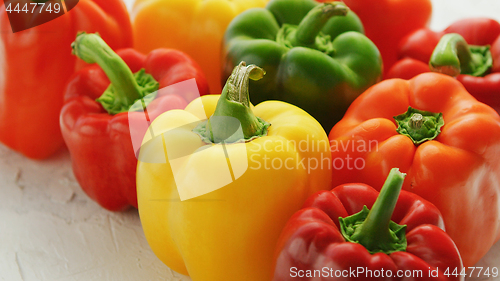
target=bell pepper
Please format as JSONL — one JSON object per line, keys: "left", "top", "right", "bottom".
{"left": 137, "top": 62, "right": 331, "bottom": 281}
{"left": 329, "top": 0, "right": 432, "bottom": 75}
{"left": 387, "top": 18, "right": 500, "bottom": 112}
{"left": 274, "top": 168, "right": 463, "bottom": 281}
{"left": 60, "top": 33, "right": 208, "bottom": 211}
{"left": 328, "top": 72, "right": 500, "bottom": 268}
{"left": 222, "top": 0, "right": 382, "bottom": 130}
{"left": 132, "top": 0, "right": 268, "bottom": 94}
{"left": 0, "top": 0, "right": 133, "bottom": 159}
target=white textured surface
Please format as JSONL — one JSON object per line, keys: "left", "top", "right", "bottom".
{"left": 0, "top": 144, "right": 191, "bottom": 281}
{"left": 1, "top": 0, "right": 500, "bottom": 280}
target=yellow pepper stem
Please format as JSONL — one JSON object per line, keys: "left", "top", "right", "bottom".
{"left": 194, "top": 62, "right": 270, "bottom": 144}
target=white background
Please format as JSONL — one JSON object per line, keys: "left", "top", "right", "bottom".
{"left": 1, "top": 0, "right": 500, "bottom": 280}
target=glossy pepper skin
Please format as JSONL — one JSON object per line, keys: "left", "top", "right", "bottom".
{"left": 387, "top": 18, "right": 500, "bottom": 112}
{"left": 328, "top": 73, "right": 500, "bottom": 268}
{"left": 274, "top": 169, "right": 463, "bottom": 281}
{"left": 222, "top": 0, "right": 382, "bottom": 130}
{"left": 132, "top": 0, "right": 268, "bottom": 93}
{"left": 61, "top": 33, "right": 208, "bottom": 211}
{"left": 0, "top": 0, "right": 132, "bottom": 159}
{"left": 327, "top": 0, "right": 432, "bottom": 75}
{"left": 137, "top": 62, "right": 331, "bottom": 281}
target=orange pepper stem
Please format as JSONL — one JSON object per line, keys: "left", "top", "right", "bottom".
{"left": 394, "top": 107, "right": 445, "bottom": 145}
{"left": 409, "top": 113, "right": 424, "bottom": 130}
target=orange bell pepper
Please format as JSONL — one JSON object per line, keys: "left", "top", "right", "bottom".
{"left": 328, "top": 72, "right": 500, "bottom": 267}
{"left": 0, "top": 0, "right": 132, "bottom": 159}
{"left": 132, "top": 0, "right": 268, "bottom": 94}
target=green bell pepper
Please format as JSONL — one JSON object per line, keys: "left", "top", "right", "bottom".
{"left": 222, "top": 0, "right": 382, "bottom": 129}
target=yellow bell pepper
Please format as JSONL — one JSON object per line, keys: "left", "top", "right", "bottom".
{"left": 132, "top": 0, "right": 268, "bottom": 94}
{"left": 136, "top": 62, "right": 331, "bottom": 281}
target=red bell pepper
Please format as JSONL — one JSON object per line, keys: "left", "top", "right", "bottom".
{"left": 60, "top": 33, "right": 209, "bottom": 211}
{"left": 321, "top": 0, "right": 432, "bottom": 74}
{"left": 387, "top": 18, "right": 500, "bottom": 111}
{"left": 0, "top": 0, "right": 133, "bottom": 159}
{"left": 274, "top": 168, "right": 463, "bottom": 281}
{"left": 328, "top": 73, "right": 500, "bottom": 268}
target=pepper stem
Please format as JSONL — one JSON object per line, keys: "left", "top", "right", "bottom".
{"left": 292, "top": 3, "right": 348, "bottom": 46}
{"left": 394, "top": 107, "right": 445, "bottom": 145}
{"left": 351, "top": 168, "right": 405, "bottom": 252}
{"left": 71, "top": 32, "right": 159, "bottom": 115}
{"left": 339, "top": 168, "right": 408, "bottom": 254}
{"left": 430, "top": 33, "right": 492, "bottom": 77}
{"left": 409, "top": 113, "right": 424, "bottom": 130}
{"left": 193, "top": 62, "right": 270, "bottom": 144}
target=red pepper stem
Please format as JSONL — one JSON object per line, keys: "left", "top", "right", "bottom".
{"left": 71, "top": 32, "right": 141, "bottom": 106}
{"left": 430, "top": 33, "right": 492, "bottom": 77}
{"left": 292, "top": 2, "right": 348, "bottom": 46}
{"left": 350, "top": 168, "right": 406, "bottom": 252}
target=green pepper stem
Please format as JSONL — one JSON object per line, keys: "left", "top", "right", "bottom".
{"left": 292, "top": 2, "right": 348, "bottom": 46}
{"left": 350, "top": 168, "right": 406, "bottom": 252}
{"left": 71, "top": 33, "right": 142, "bottom": 108}
{"left": 201, "top": 62, "right": 269, "bottom": 143}
{"left": 430, "top": 33, "right": 492, "bottom": 77}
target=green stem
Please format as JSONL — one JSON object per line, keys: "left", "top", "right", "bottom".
{"left": 350, "top": 169, "right": 405, "bottom": 252}
{"left": 291, "top": 2, "right": 348, "bottom": 46}
{"left": 394, "top": 107, "right": 445, "bottom": 145}
{"left": 429, "top": 33, "right": 492, "bottom": 77}
{"left": 339, "top": 168, "right": 408, "bottom": 254}
{"left": 72, "top": 33, "right": 142, "bottom": 106}
{"left": 194, "top": 62, "right": 270, "bottom": 144}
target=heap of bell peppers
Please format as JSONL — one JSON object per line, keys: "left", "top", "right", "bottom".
{"left": 222, "top": 0, "right": 382, "bottom": 130}
{"left": 0, "top": 0, "right": 132, "bottom": 159}
{"left": 274, "top": 168, "right": 463, "bottom": 281}
{"left": 4, "top": 0, "right": 500, "bottom": 278}
{"left": 329, "top": 72, "right": 500, "bottom": 268}
{"left": 387, "top": 18, "right": 500, "bottom": 111}
{"left": 60, "top": 33, "right": 208, "bottom": 211}
{"left": 132, "top": 0, "right": 268, "bottom": 93}
{"left": 137, "top": 62, "right": 331, "bottom": 281}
